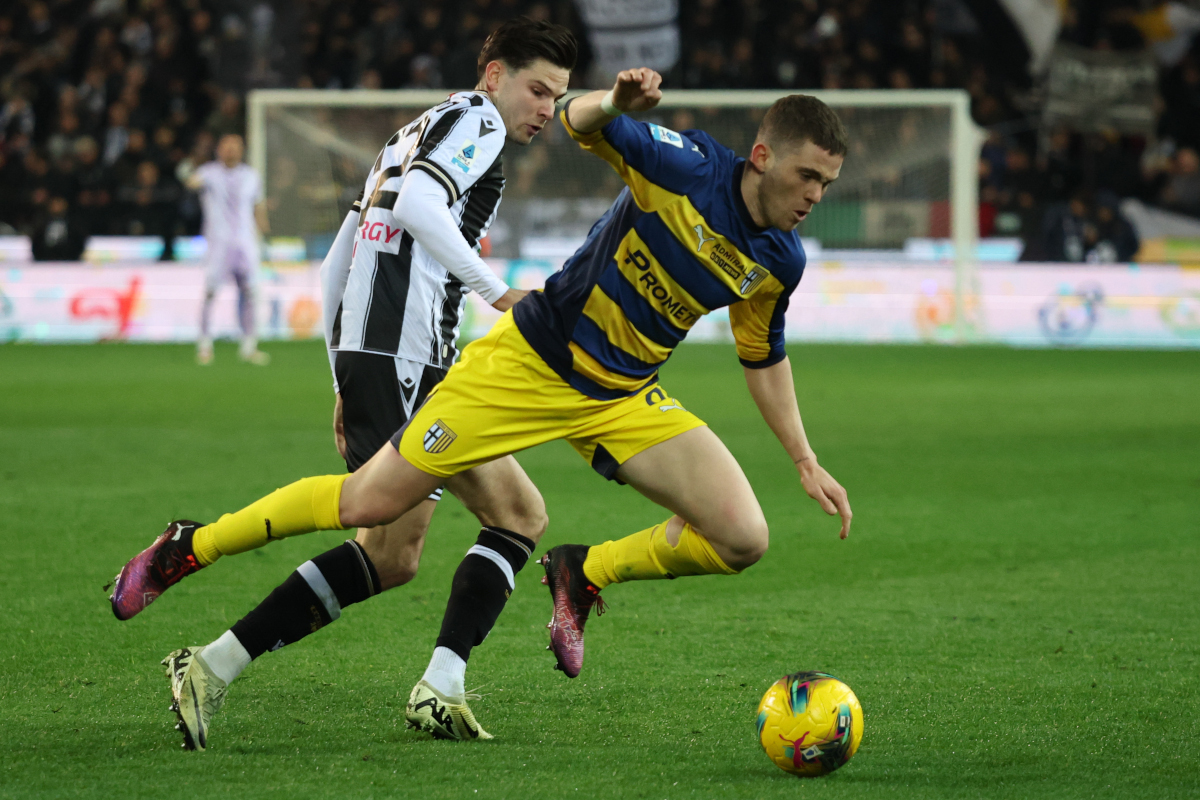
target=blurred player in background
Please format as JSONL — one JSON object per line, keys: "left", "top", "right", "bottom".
{"left": 178, "top": 133, "right": 271, "bottom": 366}
{"left": 111, "top": 18, "right": 577, "bottom": 751}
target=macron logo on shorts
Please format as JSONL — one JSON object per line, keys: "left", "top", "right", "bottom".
{"left": 423, "top": 420, "right": 457, "bottom": 453}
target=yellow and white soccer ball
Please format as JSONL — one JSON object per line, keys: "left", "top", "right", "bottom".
{"left": 756, "top": 671, "right": 863, "bottom": 777}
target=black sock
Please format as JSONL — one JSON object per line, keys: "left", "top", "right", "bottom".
{"left": 434, "top": 527, "right": 535, "bottom": 662}
{"left": 230, "top": 540, "right": 381, "bottom": 660}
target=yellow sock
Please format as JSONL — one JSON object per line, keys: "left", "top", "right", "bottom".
{"left": 582, "top": 519, "right": 740, "bottom": 589}
{"left": 192, "top": 474, "right": 349, "bottom": 566}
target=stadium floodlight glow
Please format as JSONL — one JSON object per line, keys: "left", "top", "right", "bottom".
{"left": 248, "top": 88, "right": 983, "bottom": 341}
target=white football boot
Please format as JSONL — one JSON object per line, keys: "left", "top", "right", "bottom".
{"left": 238, "top": 337, "right": 270, "bottom": 366}
{"left": 196, "top": 338, "right": 214, "bottom": 365}
{"left": 404, "top": 680, "right": 493, "bottom": 740}
{"left": 163, "top": 646, "right": 228, "bottom": 751}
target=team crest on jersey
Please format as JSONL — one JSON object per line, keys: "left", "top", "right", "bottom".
{"left": 451, "top": 140, "right": 477, "bottom": 172}
{"left": 648, "top": 123, "right": 683, "bottom": 148}
{"left": 740, "top": 268, "right": 767, "bottom": 295}
{"left": 423, "top": 420, "right": 457, "bottom": 453}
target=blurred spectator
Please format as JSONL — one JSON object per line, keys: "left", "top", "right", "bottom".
{"left": 73, "top": 137, "right": 112, "bottom": 236}
{"left": 101, "top": 103, "right": 130, "bottom": 165}
{"left": 1157, "top": 146, "right": 1200, "bottom": 216}
{"left": 149, "top": 124, "right": 183, "bottom": 173}
{"left": 1034, "top": 191, "right": 1139, "bottom": 263}
{"left": 205, "top": 92, "right": 243, "bottom": 140}
{"left": 0, "top": 148, "right": 23, "bottom": 226}
{"left": 111, "top": 128, "right": 149, "bottom": 188}
{"left": 31, "top": 196, "right": 86, "bottom": 261}
{"left": 1088, "top": 192, "right": 1139, "bottom": 263}
{"left": 1, "top": 91, "right": 35, "bottom": 146}
{"left": 21, "top": 149, "right": 51, "bottom": 226}
{"left": 46, "top": 110, "right": 81, "bottom": 163}
{"left": 116, "top": 160, "right": 180, "bottom": 257}
{"left": 1040, "top": 193, "right": 1093, "bottom": 262}
{"left": 1084, "top": 131, "right": 1142, "bottom": 199}
{"left": 1038, "top": 129, "right": 1081, "bottom": 205}
{"left": 76, "top": 66, "right": 109, "bottom": 134}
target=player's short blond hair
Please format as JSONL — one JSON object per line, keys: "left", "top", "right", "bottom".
{"left": 757, "top": 95, "right": 848, "bottom": 156}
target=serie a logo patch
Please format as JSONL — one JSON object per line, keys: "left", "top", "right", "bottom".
{"left": 423, "top": 420, "right": 457, "bottom": 453}
{"left": 451, "top": 140, "right": 476, "bottom": 172}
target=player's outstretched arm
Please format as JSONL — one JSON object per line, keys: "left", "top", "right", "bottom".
{"left": 743, "top": 357, "right": 852, "bottom": 539}
{"left": 565, "top": 68, "right": 663, "bottom": 134}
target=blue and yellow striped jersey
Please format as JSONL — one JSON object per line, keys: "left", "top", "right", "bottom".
{"left": 512, "top": 105, "right": 807, "bottom": 401}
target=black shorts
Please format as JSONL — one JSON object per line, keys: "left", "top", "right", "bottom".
{"left": 334, "top": 350, "right": 447, "bottom": 477}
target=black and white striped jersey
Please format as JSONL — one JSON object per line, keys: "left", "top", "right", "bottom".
{"left": 331, "top": 91, "right": 506, "bottom": 368}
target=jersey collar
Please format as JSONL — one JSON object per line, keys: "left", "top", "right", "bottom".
{"left": 732, "top": 161, "right": 768, "bottom": 235}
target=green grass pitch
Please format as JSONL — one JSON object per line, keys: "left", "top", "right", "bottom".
{"left": 0, "top": 340, "right": 1197, "bottom": 799}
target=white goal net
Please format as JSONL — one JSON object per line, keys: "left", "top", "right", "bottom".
{"left": 248, "top": 89, "right": 982, "bottom": 336}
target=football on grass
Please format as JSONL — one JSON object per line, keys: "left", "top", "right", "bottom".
{"left": 756, "top": 671, "right": 863, "bottom": 777}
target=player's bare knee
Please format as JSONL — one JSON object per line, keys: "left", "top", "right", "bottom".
{"left": 723, "top": 518, "right": 769, "bottom": 571}
{"left": 468, "top": 490, "right": 548, "bottom": 544}
{"left": 512, "top": 497, "right": 549, "bottom": 544}
{"left": 375, "top": 557, "right": 418, "bottom": 591}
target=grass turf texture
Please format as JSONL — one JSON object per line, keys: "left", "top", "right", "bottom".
{"left": 0, "top": 341, "right": 1197, "bottom": 800}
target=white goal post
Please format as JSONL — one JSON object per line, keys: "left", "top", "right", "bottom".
{"left": 248, "top": 89, "right": 984, "bottom": 340}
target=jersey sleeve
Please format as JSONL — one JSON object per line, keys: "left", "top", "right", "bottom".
{"left": 407, "top": 102, "right": 505, "bottom": 206}
{"left": 560, "top": 103, "right": 714, "bottom": 212}
{"left": 248, "top": 168, "right": 263, "bottom": 203}
{"left": 728, "top": 277, "right": 796, "bottom": 369}
{"left": 194, "top": 163, "right": 214, "bottom": 191}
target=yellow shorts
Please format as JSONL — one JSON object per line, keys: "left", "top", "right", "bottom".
{"left": 392, "top": 313, "right": 707, "bottom": 480}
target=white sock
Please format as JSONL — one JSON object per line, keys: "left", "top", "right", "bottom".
{"left": 198, "top": 630, "right": 252, "bottom": 685}
{"left": 421, "top": 646, "right": 466, "bottom": 700}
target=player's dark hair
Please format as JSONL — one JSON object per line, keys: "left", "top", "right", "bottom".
{"left": 477, "top": 17, "right": 577, "bottom": 79}
{"left": 758, "top": 95, "right": 848, "bottom": 156}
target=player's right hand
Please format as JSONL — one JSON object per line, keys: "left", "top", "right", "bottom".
{"left": 612, "top": 68, "right": 663, "bottom": 113}
{"left": 797, "top": 459, "right": 852, "bottom": 540}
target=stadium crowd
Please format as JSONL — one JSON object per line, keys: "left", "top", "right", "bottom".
{"left": 2, "top": 0, "right": 1199, "bottom": 261}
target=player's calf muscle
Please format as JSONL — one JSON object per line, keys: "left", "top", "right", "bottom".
{"left": 357, "top": 529, "right": 423, "bottom": 590}
{"left": 355, "top": 507, "right": 434, "bottom": 590}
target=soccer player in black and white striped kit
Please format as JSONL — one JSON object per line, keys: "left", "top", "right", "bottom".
{"left": 114, "top": 19, "right": 576, "bottom": 749}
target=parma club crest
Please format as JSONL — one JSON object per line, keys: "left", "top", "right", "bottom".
{"left": 423, "top": 420, "right": 457, "bottom": 453}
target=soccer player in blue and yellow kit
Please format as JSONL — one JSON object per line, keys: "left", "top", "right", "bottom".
{"left": 113, "top": 68, "right": 853, "bottom": 690}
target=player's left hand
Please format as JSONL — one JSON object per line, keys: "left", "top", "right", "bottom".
{"left": 492, "top": 287, "right": 529, "bottom": 312}
{"left": 797, "top": 458, "right": 852, "bottom": 539}
{"left": 611, "top": 68, "right": 663, "bottom": 113}
{"left": 333, "top": 393, "right": 346, "bottom": 459}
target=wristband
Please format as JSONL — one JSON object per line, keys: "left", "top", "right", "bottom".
{"left": 600, "top": 90, "right": 622, "bottom": 117}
